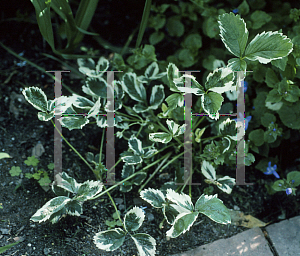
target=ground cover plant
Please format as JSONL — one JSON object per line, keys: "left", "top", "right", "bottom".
{"left": 1, "top": 0, "right": 300, "bottom": 255}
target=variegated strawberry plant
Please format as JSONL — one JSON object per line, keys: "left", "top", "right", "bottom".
{"left": 20, "top": 11, "right": 296, "bottom": 255}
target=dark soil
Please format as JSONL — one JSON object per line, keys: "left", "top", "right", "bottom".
{"left": 1, "top": 1, "right": 300, "bottom": 255}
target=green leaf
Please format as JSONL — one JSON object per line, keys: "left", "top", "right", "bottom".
{"left": 173, "top": 74, "right": 205, "bottom": 96}
{"left": 131, "top": 233, "right": 156, "bottom": 256}
{"left": 181, "top": 33, "right": 202, "bottom": 51}
{"left": 124, "top": 206, "right": 145, "bottom": 232}
{"left": 48, "top": 163, "right": 55, "bottom": 170}
{"left": 201, "top": 160, "right": 216, "bottom": 180}
{"left": 278, "top": 101, "right": 300, "bottom": 129}
{"left": 56, "top": 172, "right": 81, "bottom": 194}
{"left": 202, "top": 92, "right": 224, "bottom": 120}
{"left": 30, "top": 196, "right": 73, "bottom": 223}
{"left": 287, "top": 171, "right": 300, "bottom": 187}
{"left": 265, "top": 68, "right": 279, "bottom": 88}
{"left": 84, "top": 77, "right": 108, "bottom": 98}
{"left": 244, "top": 31, "right": 293, "bottom": 64}
{"left": 218, "top": 13, "right": 248, "bottom": 57}
{"left": 228, "top": 58, "right": 247, "bottom": 72}
{"left": 203, "top": 16, "right": 219, "bottom": 39}
{"left": 166, "top": 212, "right": 198, "bottom": 238}
{"left": 149, "top": 84, "right": 165, "bottom": 110}
{"left": 0, "top": 153, "right": 11, "bottom": 160}
{"left": 140, "top": 188, "right": 166, "bottom": 208}
{"left": 60, "top": 116, "right": 89, "bottom": 131}
{"left": 166, "top": 119, "right": 186, "bottom": 137}
{"left": 178, "top": 49, "right": 196, "bottom": 67}
{"left": 261, "top": 113, "right": 276, "bottom": 127}
{"left": 216, "top": 176, "right": 235, "bottom": 194}
{"left": 266, "top": 89, "right": 282, "bottom": 103}
{"left": 121, "top": 154, "right": 143, "bottom": 165}
{"left": 144, "top": 62, "right": 166, "bottom": 80}
{"left": 163, "top": 93, "right": 184, "bottom": 117}
{"left": 264, "top": 130, "right": 277, "bottom": 143}
{"left": 0, "top": 241, "right": 20, "bottom": 254}
{"left": 96, "top": 57, "right": 109, "bottom": 75}
{"left": 245, "top": 153, "right": 255, "bottom": 166}
{"left": 167, "top": 63, "right": 181, "bottom": 92}
{"left": 69, "top": 94, "right": 94, "bottom": 110}
{"left": 132, "top": 173, "right": 147, "bottom": 186}
{"left": 250, "top": 10, "right": 271, "bottom": 30}
{"left": 128, "top": 135, "right": 144, "bottom": 156}
{"left": 166, "top": 189, "right": 194, "bottom": 212}
{"left": 166, "top": 16, "right": 184, "bottom": 37}
{"left": 271, "top": 56, "right": 288, "bottom": 71}
{"left": 38, "top": 176, "right": 52, "bottom": 187}
{"left": 74, "top": 180, "right": 103, "bottom": 201}
{"left": 149, "top": 31, "right": 165, "bottom": 45}
{"left": 218, "top": 118, "right": 238, "bottom": 140}
{"left": 195, "top": 194, "right": 231, "bottom": 224}
{"left": 205, "top": 67, "right": 235, "bottom": 93}
{"left": 30, "top": 0, "right": 55, "bottom": 52}
{"left": 272, "top": 180, "right": 286, "bottom": 192}
{"left": 149, "top": 132, "right": 172, "bottom": 144}
{"left": 237, "top": 0, "right": 250, "bottom": 16}
{"left": 122, "top": 73, "right": 147, "bottom": 103}
{"left": 194, "top": 127, "right": 206, "bottom": 143}
{"left": 93, "top": 228, "right": 126, "bottom": 251}
{"left": 38, "top": 111, "right": 54, "bottom": 121}
{"left": 22, "top": 87, "right": 48, "bottom": 112}
{"left": 24, "top": 156, "right": 39, "bottom": 166}
{"left": 249, "top": 129, "right": 265, "bottom": 146}
{"left": 9, "top": 166, "right": 22, "bottom": 177}
{"left": 25, "top": 173, "right": 33, "bottom": 179}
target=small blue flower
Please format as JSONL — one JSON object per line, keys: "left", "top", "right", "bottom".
{"left": 233, "top": 9, "right": 238, "bottom": 14}
{"left": 286, "top": 188, "right": 292, "bottom": 195}
{"left": 140, "top": 206, "right": 147, "bottom": 214}
{"left": 244, "top": 81, "right": 248, "bottom": 93}
{"left": 234, "top": 114, "right": 252, "bottom": 130}
{"left": 245, "top": 116, "right": 251, "bottom": 130}
{"left": 291, "top": 180, "right": 295, "bottom": 184}
{"left": 273, "top": 128, "right": 276, "bottom": 131}
{"left": 264, "top": 162, "right": 280, "bottom": 178}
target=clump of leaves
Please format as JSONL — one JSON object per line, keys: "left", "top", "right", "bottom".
{"left": 9, "top": 155, "right": 53, "bottom": 191}
{"left": 105, "top": 210, "right": 123, "bottom": 229}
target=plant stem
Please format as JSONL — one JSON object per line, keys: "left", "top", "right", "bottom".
{"left": 50, "top": 119, "right": 94, "bottom": 174}
{"left": 99, "top": 128, "right": 105, "bottom": 166}
{"left": 138, "top": 152, "right": 172, "bottom": 193}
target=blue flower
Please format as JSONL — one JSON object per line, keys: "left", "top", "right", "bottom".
{"left": 232, "top": 9, "right": 238, "bottom": 14}
{"left": 244, "top": 81, "right": 248, "bottom": 93}
{"left": 245, "top": 116, "right": 251, "bottom": 130}
{"left": 286, "top": 188, "right": 292, "bottom": 195}
{"left": 234, "top": 114, "right": 252, "bottom": 130}
{"left": 264, "top": 162, "right": 280, "bottom": 178}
